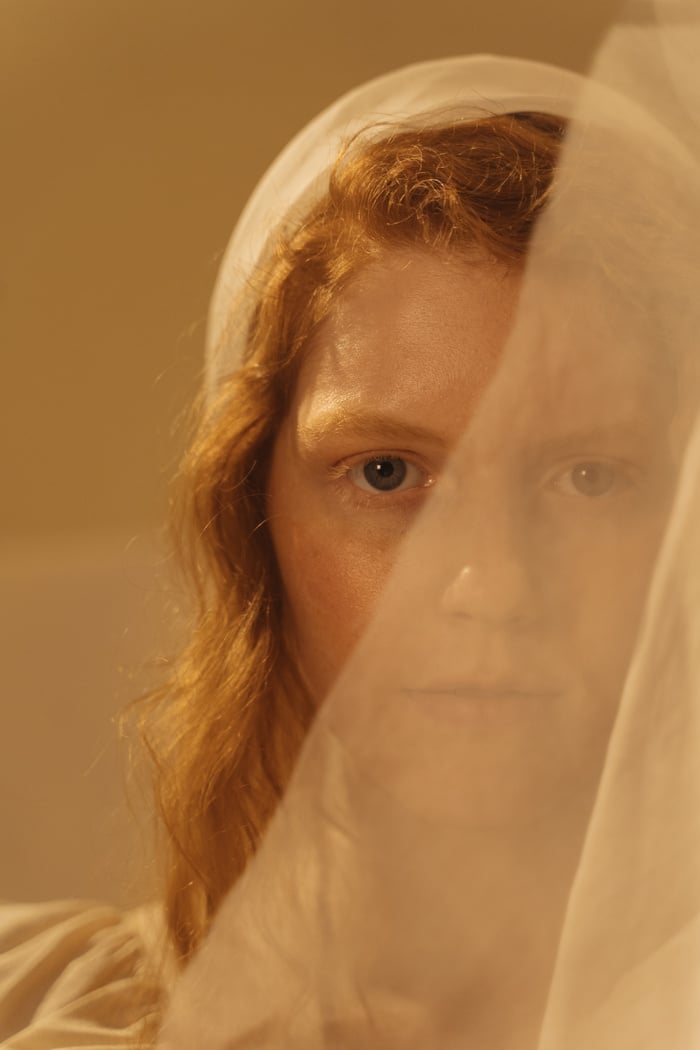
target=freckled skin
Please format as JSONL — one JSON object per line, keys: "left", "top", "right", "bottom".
{"left": 266, "top": 250, "right": 521, "bottom": 702}
{"left": 266, "top": 246, "right": 674, "bottom": 741}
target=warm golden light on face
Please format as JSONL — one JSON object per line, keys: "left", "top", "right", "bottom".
{"left": 266, "top": 249, "right": 521, "bottom": 702}
{"left": 284, "top": 260, "right": 676, "bottom": 832}
{"left": 265, "top": 245, "right": 676, "bottom": 830}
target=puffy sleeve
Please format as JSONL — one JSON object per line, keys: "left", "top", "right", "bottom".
{"left": 0, "top": 899, "right": 164, "bottom": 1049}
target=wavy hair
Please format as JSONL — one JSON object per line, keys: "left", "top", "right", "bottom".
{"left": 135, "top": 112, "right": 565, "bottom": 965}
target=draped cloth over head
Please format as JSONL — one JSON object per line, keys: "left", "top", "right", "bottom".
{"left": 160, "top": 1, "right": 700, "bottom": 1046}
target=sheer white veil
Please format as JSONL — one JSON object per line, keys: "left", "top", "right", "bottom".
{"left": 159, "top": 2, "right": 700, "bottom": 1046}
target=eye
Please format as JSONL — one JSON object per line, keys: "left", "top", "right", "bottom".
{"left": 550, "top": 461, "right": 631, "bottom": 498}
{"left": 347, "top": 455, "right": 426, "bottom": 494}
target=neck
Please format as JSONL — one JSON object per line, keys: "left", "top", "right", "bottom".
{"left": 353, "top": 781, "right": 596, "bottom": 1049}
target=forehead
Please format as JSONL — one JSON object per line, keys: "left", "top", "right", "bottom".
{"left": 288, "top": 247, "right": 674, "bottom": 449}
{"left": 292, "top": 250, "right": 521, "bottom": 437}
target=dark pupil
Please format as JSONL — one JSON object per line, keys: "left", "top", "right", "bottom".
{"left": 364, "top": 457, "right": 407, "bottom": 492}
{"left": 572, "top": 463, "right": 614, "bottom": 497}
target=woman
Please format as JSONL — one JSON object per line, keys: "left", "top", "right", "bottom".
{"left": 158, "top": 29, "right": 700, "bottom": 1050}
{"left": 3, "top": 13, "right": 700, "bottom": 1050}
{"left": 1, "top": 61, "right": 570, "bottom": 1050}
{"left": 152, "top": 71, "right": 572, "bottom": 966}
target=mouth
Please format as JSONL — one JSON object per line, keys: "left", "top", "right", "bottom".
{"left": 396, "top": 683, "right": 561, "bottom": 726}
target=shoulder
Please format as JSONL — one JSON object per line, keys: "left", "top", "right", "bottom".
{"left": 0, "top": 898, "right": 166, "bottom": 1048}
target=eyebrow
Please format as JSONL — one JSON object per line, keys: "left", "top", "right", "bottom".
{"left": 526, "top": 417, "right": 665, "bottom": 456}
{"left": 298, "top": 407, "right": 447, "bottom": 451}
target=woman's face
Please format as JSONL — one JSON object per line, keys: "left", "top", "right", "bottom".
{"left": 267, "top": 248, "right": 674, "bottom": 809}
{"left": 267, "top": 250, "right": 518, "bottom": 699}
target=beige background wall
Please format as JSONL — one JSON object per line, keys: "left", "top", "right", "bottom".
{"left": 1, "top": 0, "right": 618, "bottom": 905}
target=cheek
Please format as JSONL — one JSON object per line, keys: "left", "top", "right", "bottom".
{"left": 288, "top": 530, "right": 382, "bottom": 619}
{"left": 268, "top": 489, "right": 400, "bottom": 701}
{"left": 546, "top": 508, "right": 669, "bottom": 704}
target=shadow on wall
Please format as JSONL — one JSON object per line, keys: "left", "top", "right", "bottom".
{"left": 0, "top": 533, "right": 182, "bottom": 908}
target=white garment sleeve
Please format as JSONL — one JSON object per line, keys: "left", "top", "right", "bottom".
{"left": 0, "top": 899, "right": 164, "bottom": 1049}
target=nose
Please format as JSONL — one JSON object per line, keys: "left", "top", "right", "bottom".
{"left": 438, "top": 517, "right": 536, "bottom": 626}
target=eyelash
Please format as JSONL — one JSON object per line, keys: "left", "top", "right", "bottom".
{"left": 329, "top": 453, "right": 434, "bottom": 502}
{"left": 544, "top": 459, "right": 640, "bottom": 499}
{"left": 328, "top": 453, "right": 640, "bottom": 507}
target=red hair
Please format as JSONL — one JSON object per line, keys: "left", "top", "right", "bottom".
{"left": 135, "top": 112, "right": 565, "bottom": 964}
